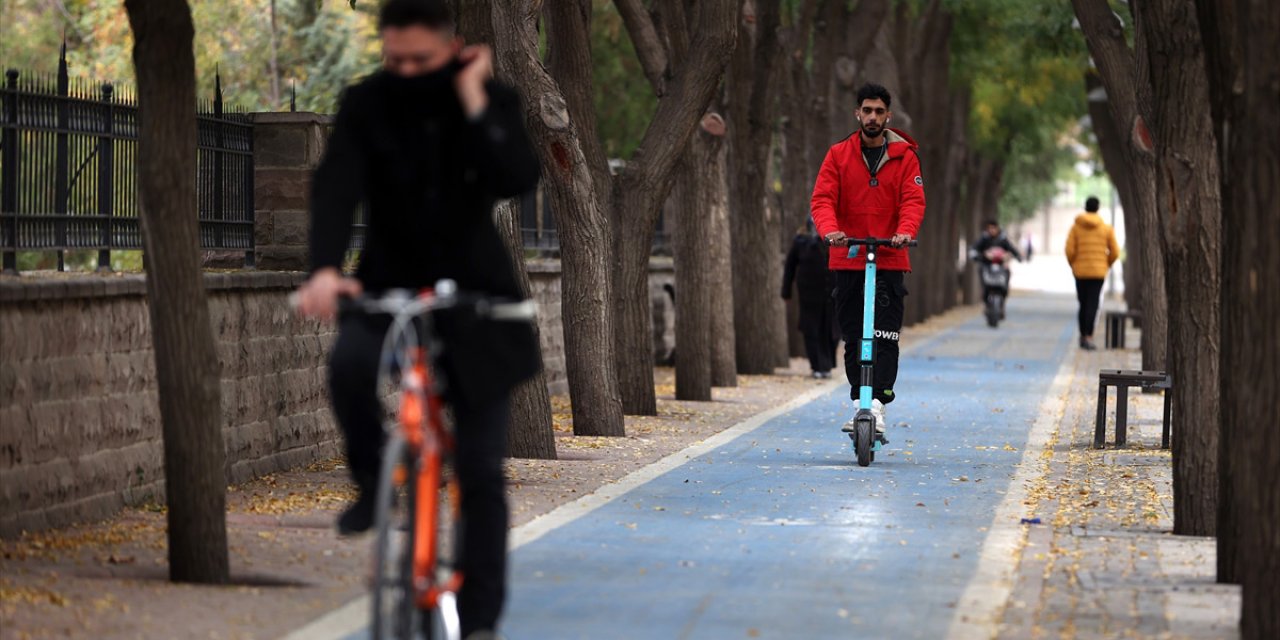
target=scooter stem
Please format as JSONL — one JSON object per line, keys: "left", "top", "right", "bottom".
{"left": 859, "top": 248, "right": 877, "bottom": 409}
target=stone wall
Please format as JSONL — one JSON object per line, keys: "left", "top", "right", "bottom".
{"left": 525, "top": 257, "right": 676, "bottom": 395}
{"left": 0, "top": 272, "right": 337, "bottom": 537}
{"left": 526, "top": 260, "right": 569, "bottom": 396}
{"left": 252, "top": 113, "right": 332, "bottom": 271}
{"left": 0, "top": 261, "right": 678, "bottom": 536}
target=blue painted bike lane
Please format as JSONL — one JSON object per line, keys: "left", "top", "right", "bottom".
{"left": 501, "top": 296, "right": 1076, "bottom": 639}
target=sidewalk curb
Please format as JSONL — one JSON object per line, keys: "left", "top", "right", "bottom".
{"left": 945, "top": 343, "right": 1079, "bottom": 639}
{"left": 279, "top": 379, "right": 846, "bottom": 640}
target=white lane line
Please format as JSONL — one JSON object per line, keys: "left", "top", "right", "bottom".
{"left": 945, "top": 343, "right": 1077, "bottom": 640}
{"left": 279, "top": 379, "right": 844, "bottom": 640}
{"left": 508, "top": 378, "right": 843, "bottom": 549}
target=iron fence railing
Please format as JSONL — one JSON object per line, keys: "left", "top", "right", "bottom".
{"left": 1, "top": 53, "right": 253, "bottom": 274}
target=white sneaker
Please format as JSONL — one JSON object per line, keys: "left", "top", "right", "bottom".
{"left": 843, "top": 399, "right": 886, "bottom": 434}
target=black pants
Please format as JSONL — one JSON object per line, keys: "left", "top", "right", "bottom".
{"left": 803, "top": 329, "right": 836, "bottom": 373}
{"left": 834, "top": 270, "right": 906, "bottom": 405}
{"left": 329, "top": 313, "right": 510, "bottom": 636}
{"left": 799, "top": 299, "right": 838, "bottom": 374}
{"left": 1075, "top": 278, "right": 1105, "bottom": 337}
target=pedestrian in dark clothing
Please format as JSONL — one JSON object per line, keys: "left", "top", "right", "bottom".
{"left": 292, "top": 1, "right": 541, "bottom": 635}
{"left": 783, "top": 224, "right": 839, "bottom": 378}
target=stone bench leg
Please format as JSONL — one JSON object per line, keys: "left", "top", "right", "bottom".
{"left": 1162, "top": 389, "right": 1172, "bottom": 449}
{"left": 1095, "top": 381, "right": 1108, "bottom": 449}
{"left": 1115, "top": 384, "right": 1129, "bottom": 446}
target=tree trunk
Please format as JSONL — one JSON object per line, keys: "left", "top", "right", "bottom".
{"left": 454, "top": 0, "right": 558, "bottom": 458}
{"left": 494, "top": 200, "right": 558, "bottom": 459}
{"left": 727, "top": 0, "right": 784, "bottom": 375}
{"left": 1198, "top": 4, "right": 1280, "bottom": 626}
{"left": 672, "top": 118, "right": 724, "bottom": 401}
{"left": 769, "top": 185, "right": 791, "bottom": 369}
{"left": 123, "top": 0, "right": 228, "bottom": 585}
{"left": 491, "top": 1, "right": 626, "bottom": 436}
{"left": 1086, "top": 72, "right": 1145, "bottom": 314}
{"left": 1215, "top": 1, "right": 1280, "bottom": 631}
{"left": 1071, "top": 0, "right": 1168, "bottom": 373}
{"left": 707, "top": 136, "right": 738, "bottom": 388}
{"left": 608, "top": 0, "right": 738, "bottom": 414}
{"left": 960, "top": 153, "right": 1002, "bottom": 306}
{"left": 891, "top": 0, "right": 961, "bottom": 326}
{"left": 1194, "top": 0, "right": 1243, "bottom": 587}
{"left": 1133, "top": 0, "right": 1222, "bottom": 537}
{"left": 545, "top": 0, "right": 614, "bottom": 207}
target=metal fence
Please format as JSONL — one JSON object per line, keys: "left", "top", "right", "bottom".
{"left": 1, "top": 54, "right": 253, "bottom": 274}
{"left": 516, "top": 189, "right": 671, "bottom": 255}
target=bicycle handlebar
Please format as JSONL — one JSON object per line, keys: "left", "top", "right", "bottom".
{"left": 336, "top": 284, "right": 537, "bottom": 322}
{"left": 827, "top": 236, "right": 919, "bottom": 248}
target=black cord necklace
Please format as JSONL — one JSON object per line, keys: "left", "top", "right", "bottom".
{"left": 864, "top": 142, "right": 886, "bottom": 187}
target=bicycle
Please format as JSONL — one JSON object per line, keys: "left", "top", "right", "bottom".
{"left": 340, "top": 281, "right": 536, "bottom": 640}
{"left": 836, "top": 236, "right": 917, "bottom": 467}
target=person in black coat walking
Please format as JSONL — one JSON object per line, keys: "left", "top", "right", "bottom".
{"left": 783, "top": 222, "right": 840, "bottom": 378}
{"left": 292, "top": 1, "right": 540, "bottom": 635}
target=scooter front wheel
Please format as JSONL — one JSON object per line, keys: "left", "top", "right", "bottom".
{"left": 853, "top": 420, "right": 874, "bottom": 467}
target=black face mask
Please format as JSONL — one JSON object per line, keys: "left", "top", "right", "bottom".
{"left": 384, "top": 58, "right": 463, "bottom": 100}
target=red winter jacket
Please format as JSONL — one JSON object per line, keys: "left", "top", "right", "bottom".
{"left": 810, "top": 128, "right": 926, "bottom": 271}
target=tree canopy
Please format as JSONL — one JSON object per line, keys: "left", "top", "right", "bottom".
{"left": 2, "top": 0, "right": 380, "bottom": 113}
{"left": 950, "top": 0, "right": 1091, "bottom": 223}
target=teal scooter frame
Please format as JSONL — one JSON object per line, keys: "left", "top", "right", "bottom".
{"left": 841, "top": 236, "right": 917, "bottom": 467}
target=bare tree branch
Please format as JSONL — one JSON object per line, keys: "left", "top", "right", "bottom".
{"left": 545, "top": 0, "right": 612, "bottom": 198}
{"left": 625, "top": 0, "right": 737, "bottom": 193}
{"left": 615, "top": 0, "right": 670, "bottom": 95}
{"left": 1071, "top": 0, "right": 1141, "bottom": 139}
{"left": 845, "top": 0, "right": 891, "bottom": 67}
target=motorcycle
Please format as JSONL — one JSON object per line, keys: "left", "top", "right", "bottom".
{"left": 977, "top": 247, "right": 1011, "bottom": 328}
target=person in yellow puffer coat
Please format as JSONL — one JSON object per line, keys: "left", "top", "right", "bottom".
{"left": 1065, "top": 196, "right": 1121, "bottom": 350}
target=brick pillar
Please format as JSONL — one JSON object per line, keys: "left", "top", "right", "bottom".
{"left": 251, "top": 112, "right": 332, "bottom": 271}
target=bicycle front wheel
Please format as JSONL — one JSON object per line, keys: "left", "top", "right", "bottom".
{"left": 371, "top": 433, "right": 417, "bottom": 640}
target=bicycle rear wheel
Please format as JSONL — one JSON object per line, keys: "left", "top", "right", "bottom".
{"left": 371, "top": 433, "right": 417, "bottom": 640}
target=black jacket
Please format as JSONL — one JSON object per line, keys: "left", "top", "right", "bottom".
{"left": 782, "top": 233, "right": 834, "bottom": 305}
{"left": 969, "top": 232, "right": 1023, "bottom": 263}
{"left": 308, "top": 70, "right": 542, "bottom": 407}
{"left": 782, "top": 233, "right": 838, "bottom": 338}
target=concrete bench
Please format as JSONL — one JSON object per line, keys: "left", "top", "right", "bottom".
{"left": 1104, "top": 310, "right": 1142, "bottom": 349}
{"left": 1095, "top": 369, "right": 1172, "bottom": 449}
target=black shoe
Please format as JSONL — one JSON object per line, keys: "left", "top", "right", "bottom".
{"left": 336, "top": 489, "right": 377, "bottom": 536}
{"left": 1079, "top": 337, "right": 1097, "bottom": 351}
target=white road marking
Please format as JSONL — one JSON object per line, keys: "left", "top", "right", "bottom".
{"left": 279, "top": 380, "right": 844, "bottom": 640}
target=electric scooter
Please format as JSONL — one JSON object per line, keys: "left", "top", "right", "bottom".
{"left": 842, "top": 236, "right": 917, "bottom": 467}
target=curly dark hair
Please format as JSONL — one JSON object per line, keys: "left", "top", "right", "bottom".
{"left": 856, "top": 83, "right": 892, "bottom": 109}
{"left": 379, "top": 0, "right": 455, "bottom": 31}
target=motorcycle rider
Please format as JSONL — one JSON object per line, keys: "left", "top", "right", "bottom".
{"left": 969, "top": 220, "right": 1022, "bottom": 319}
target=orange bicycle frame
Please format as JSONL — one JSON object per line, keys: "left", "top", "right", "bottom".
{"left": 397, "top": 345, "right": 463, "bottom": 610}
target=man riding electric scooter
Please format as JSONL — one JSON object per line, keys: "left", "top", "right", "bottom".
{"left": 810, "top": 83, "right": 925, "bottom": 441}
